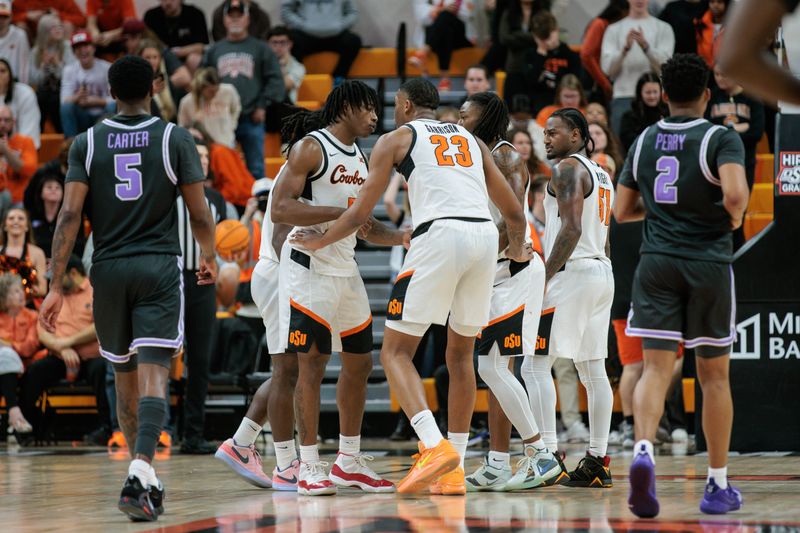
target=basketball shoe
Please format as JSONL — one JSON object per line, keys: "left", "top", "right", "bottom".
{"left": 118, "top": 475, "right": 157, "bottom": 522}
{"left": 542, "top": 450, "right": 570, "bottom": 486}
{"left": 700, "top": 480, "right": 742, "bottom": 515}
{"left": 149, "top": 480, "right": 165, "bottom": 517}
{"left": 272, "top": 458, "right": 300, "bottom": 491}
{"left": 465, "top": 457, "right": 512, "bottom": 492}
{"left": 563, "top": 453, "right": 613, "bottom": 488}
{"left": 215, "top": 438, "right": 272, "bottom": 488}
{"left": 628, "top": 442, "right": 659, "bottom": 518}
{"left": 298, "top": 461, "right": 337, "bottom": 496}
{"left": 397, "top": 439, "right": 460, "bottom": 494}
{"left": 505, "top": 447, "right": 561, "bottom": 491}
{"left": 329, "top": 452, "right": 396, "bottom": 493}
{"left": 430, "top": 466, "right": 466, "bottom": 495}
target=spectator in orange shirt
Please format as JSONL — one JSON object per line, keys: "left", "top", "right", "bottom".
{"left": 535, "top": 74, "right": 587, "bottom": 127}
{"left": 11, "top": 0, "right": 85, "bottom": 41}
{"left": 22, "top": 256, "right": 110, "bottom": 443}
{"left": 0, "top": 273, "right": 39, "bottom": 436}
{"left": 696, "top": 0, "right": 730, "bottom": 67}
{"left": 581, "top": 0, "right": 628, "bottom": 103}
{"left": 86, "top": 0, "right": 137, "bottom": 54}
{"left": 0, "top": 105, "right": 38, "bottom": 207}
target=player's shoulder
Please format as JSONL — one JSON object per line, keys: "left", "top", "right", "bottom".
{"left": 491, "top": 140, "right": 522, "bottom": 165}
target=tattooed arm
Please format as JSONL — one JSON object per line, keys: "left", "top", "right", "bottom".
{"left": 545, "top": 159, "right": 590, "bottom": 282}
{"left": 492, "top": 143, "right": 530, "bottom": 253}
{"left": 363, "top": 216, "right": 410, "bottom": 247}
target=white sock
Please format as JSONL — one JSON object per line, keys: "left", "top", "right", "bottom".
{"left": 274, "top": 439, "right": 297, "bottom": 471}
{"left": 487, "top": 450, "right": 510, "bottom": 469}
{"left": 233, "top": 417, "right": 262, "bottom": 447}
{"left": 635, "top": 439, "right": 655, "bottom": 463}
{"left": 576, "top": 359, "right": 613, "bottom": 458}
{"left": 299, "top": 444, "right": 319, "bottom": 464}
{"left": 128, "top": 459, "right": 151, "bottom": 487}
{"left": 410, "top": 409, "right": 443, "bottom": 449}
{"left": 521, "top": 355, "right": 559, "bottom": 452}
{"left": 448, "top": 432, "right": 469, "bottom": 469}
{"left": 147, "top": 465, "right": 159, "bottom": 489}
{"left": 527, "top": 438, "right": 546, "bottom": 452}
{"left": 708, "top": 466, "right": 728, "bottom": 489}
{"left": 339, "top": 434, "right": 361, "bottom": 456}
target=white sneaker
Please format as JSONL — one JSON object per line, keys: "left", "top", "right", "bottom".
{"left": 565, "top": 420, "right": 590, "bottom": 443}
{"left": 329, "top": 452, "right": 395, "bottom": 493}
{"left": 298, "top": 461, "right": 337, "bottom": 496}
{"left": 671, "top": 428, "right": 689, "bottom": 443}
{"left": 505, "top": 448, "right": 561, "bottom": 491}
{"left": 465, "top": 457, "right": 512, "bottom": 492}
{"left": 621, "top": 421, "right": 635, "bottom": 448}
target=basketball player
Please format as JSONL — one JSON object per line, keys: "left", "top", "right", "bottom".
{"left": 524, "top": 108, "right": 616, "bottom": 488}
{"left": 290, "top": 78, "right": 532, "bottom": 494}
{"left": 615, "top": 54, "right": 749, "bottom": 518}
{"left": 40, "top": 56, "right": 217, "bottom": 521}
{"left": 719, "top": 0, "right": 800, "bottom": 105}
{"left": 271, "top": 81, "right": 406, "bottom": 496}
{"left": 456, "top": 92, "right": 561, "bottom": 493}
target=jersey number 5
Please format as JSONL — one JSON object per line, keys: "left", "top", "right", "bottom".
{"left": 430, "top": 135, "right": 473, "bottom": 167}
{"left": 114, "top": 153, "right": 143, "bottom": 201}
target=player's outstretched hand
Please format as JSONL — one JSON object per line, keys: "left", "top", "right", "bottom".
{"left": 39, "top": 291, "right": 64, "bottom": 333}
{"left": 506, "top": 242, "right": 534, "bottom": 263}
{"left": 197, "top": 255, "right": 218, "bottom": 286}
{"left": 289, "top": 229, "right": 325, "bottom": 251}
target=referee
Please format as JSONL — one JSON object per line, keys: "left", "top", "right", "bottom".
{"left": 177, "top": 139, "right": 226, "bottom": 454}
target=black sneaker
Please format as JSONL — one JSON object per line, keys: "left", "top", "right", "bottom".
{"left": 180, "top": 437, "right": 216, "bottom": 454}
{"left": 543, "top": 450, "right": 570, "bottom": 486}
{"left": 562, "top": 453, "right": 613, "bottom": 488}
{"left": 149, "top": 481, "right": 165, "bottom": 517}
{"left": 118, "top": 475, "right": 157, "bottom": 522}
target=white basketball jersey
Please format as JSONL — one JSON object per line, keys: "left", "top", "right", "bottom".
{"left": 398, "top": 119, "right": 491, "bottom": 228}
{"left": 259, "top": 163, "right": 285, "bottom": 264}
{"left": 543, "top": 153, "right": 613, "bottom": 266}
{"left": 488, "top": 140, "right": 532, "bottom": 259}
{"left": 287, "top": 129, "right": 369, "bottom": 277}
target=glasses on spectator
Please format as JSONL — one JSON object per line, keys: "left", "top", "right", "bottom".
{"left": 269, "top": 38, "right": 291, "bottom": 46}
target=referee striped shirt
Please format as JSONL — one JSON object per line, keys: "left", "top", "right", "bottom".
{"left": 177, "top": 188, "right": 226, "bottom": 271}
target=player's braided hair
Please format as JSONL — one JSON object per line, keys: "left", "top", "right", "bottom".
{"left": 661, "top": 53, "right": 710, "bottom": 104}
{"left": 551, "top": 107, "right": 595, "bottom": 157}
{"left": 399, "top": 78, "right": 440, "bottom": 110}
{"left": 465, "top": 91, "right": 510, "bottom": 145}
{"left": 282, "top": 80, "right": 379, "bottom": 152}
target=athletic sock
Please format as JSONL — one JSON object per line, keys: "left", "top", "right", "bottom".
{"left": 448, "top": 432, "right": 469, "bottom": 469}
{"left": 410, "top": 409, "right": 443, "bottom": 449}
{"left": 233, "top": 417, "right": 262, "bottom": 447}
{"left": 339, "top": 434, "right": 361, "bottom": 456}
{"left": 487, "top": 450, "right": 510, "bottom": 470}
{"left": 134, "top": 396, "right": 167, "bottom": 460}
{"left": 527, "top": 438, "right": 546, "bottom": 452}
{"left": 625, "top": 415, "right": 634, "bottom": 427}
{"left": 708, "top": 466, "right": 728, "bottom": 489}
{"left": 129, "top": 458, "right": 151, "bottom": 487}
{"left": 635, "top": 439, "right": 655, "bottom": 463}
{"left": 299, "top": 444, "right": 320, "bottom": 464}
{"left": 274, "top": 439, "right": 297, "bottom": 471}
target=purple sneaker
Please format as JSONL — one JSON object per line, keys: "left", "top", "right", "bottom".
{"left": 700, "top": 480, "right": 743, "bottom": 514}
{"left": 628, "top": 446, "right": 659, "bottom": 518}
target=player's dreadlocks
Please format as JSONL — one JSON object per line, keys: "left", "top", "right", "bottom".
{"left": 465, "top": 91, "right": 510, "bottom": 146}
{"left": 661, "top": 53, "right": 710, "bottom": 104}
{"left": 282, "top": 80, "right": 379, "bottom": 152}
{"left": 551, "top": 107, "right": 595, "bottom": 157}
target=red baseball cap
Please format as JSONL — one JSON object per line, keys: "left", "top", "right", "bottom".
{"left": 71, "top": 31, "right": 93, "bottom": 48}
{"left": 0, "top": 0, "right": 11, "bottom": 17}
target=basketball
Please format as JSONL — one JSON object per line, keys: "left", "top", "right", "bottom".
{"left": 215, "top": 220, "right": 250, "bottom": 256}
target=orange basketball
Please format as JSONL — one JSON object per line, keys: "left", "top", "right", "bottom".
{"left": 215, "top": 220, "right": 250, "bottom": 256}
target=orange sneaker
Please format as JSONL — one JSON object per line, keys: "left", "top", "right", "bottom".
{"left": 430, "top": 466, "right": 466, "bottom": 495}
{"left": 107, "top": 430, "right": 127, "bottom": 449}
{"left": 397, "top": 439, "right": 460, "bottom": 494}
{"left": 158, "top": 431, "right": 172, "bottom": 449}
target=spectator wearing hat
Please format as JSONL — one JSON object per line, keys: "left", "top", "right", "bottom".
{"left": 86, "top": 0, "right": 137, "bottom": 53}
{"left": 145, "top": 0, "right": 209, "bottom": 73}
{"left": 0, "top": 1, "right": 32, "bottom": 85}
{"left": 59, "top": 31, "right": 114, "bottom": 138}
{"left": 202, "top": 0, "right": 285, "bottom": 180}
{"left": 212, "top": 0, "right": 271, "bottom": 42}
{"left": 281, "top": 0, "right": 361, "bottom": 85}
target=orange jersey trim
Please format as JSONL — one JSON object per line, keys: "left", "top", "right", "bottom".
{"left": 484, "top": 304, "right": 525, "bottom": 328}
{"left": 290, "top": 299, "right": 332, "bottom": 332}
{"left": 341, "top": 316, "right": 373, "bottom": 338}
{"left": 541, "top": 307, "right": 555, "bottom": 316}
{"left": 395, "top": 270, "right": 415, "bottom": 282}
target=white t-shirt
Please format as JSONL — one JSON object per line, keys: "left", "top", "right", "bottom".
{"left": 0, "top": 84, "right": 41, "bottom": 149}
{"left": 0, "top": 26, "right": 31, "bottom": 85}
{"left": 601, "top": 15, "right": 675, "bottom": 99}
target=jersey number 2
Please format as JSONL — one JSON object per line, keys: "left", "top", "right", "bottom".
{"left": 114, "top": 153, "right": 143, "bottom": 201}
{"left": 654, "top": 156, "right": 679, "bottom": 204}
{"left": 430, "top": 135, "right": 473, "bottom": 167}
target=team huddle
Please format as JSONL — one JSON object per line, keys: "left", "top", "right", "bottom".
{"left": 41, "top": 52, "right": 747, "bottom": 522}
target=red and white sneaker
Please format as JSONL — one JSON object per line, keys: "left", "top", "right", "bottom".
{"left": 298, "top": 461, "right": 337, "bottom": 496}
{"left": 272, "top": 458, "right": 300, "bottom": 491}
{"left": 215, "top": 438, "right": 272, "bottom": 488}
{"left": 329, "top": 452, "right": 396, "bottom": 493}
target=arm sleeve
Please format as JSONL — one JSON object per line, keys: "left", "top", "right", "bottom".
{"left": 173, "top": 127, "right": 206, "bottom": 185}
{"left": 715, "top": 128, "right": 746, "bottom": 168}
{"left": 281, "top": 0, "right": 307, "bottom": 31}
{"left": 261, "top": 47, "right": 287, "bottom": 108}
{"left": 618, "top": 142, "right": 639, "bottom": 191}
{"left": 600, "top": 23, "right": 620, "bottom": 75}
{"left": 499, "top": 12, "right": 535, "bottom": 49}
{"left": 65, "top": 134, "right": 90, "bottom": 184}
{"left": 581, "top": 19, "right": 611, "bottom": 93}
{"left": 341, "top": 0, "right": 359, "bottom": 29}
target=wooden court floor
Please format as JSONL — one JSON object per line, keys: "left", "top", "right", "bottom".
{"left": 2, "top": 440, "right": 800, "bottom": 532}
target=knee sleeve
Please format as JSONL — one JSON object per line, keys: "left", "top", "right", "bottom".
{"left": 112, "top": 353, "right": 138, "bottom": 373}
{"left": 137, "top": 347, "right": 175, "bottom": 369}
{"left": 134, "top": 396, "right": 167, "bottom": 460}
